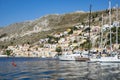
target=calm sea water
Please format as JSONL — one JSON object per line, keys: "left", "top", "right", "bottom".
{"left": 0, "top": 57, "right": 120, "bottom": 80}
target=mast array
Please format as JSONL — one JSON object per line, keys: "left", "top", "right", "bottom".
{"left": 88, "top": 5, "right": 92, "bottom": 57}
{"left": 109, "top": 0, "right": 112, "bottom": 51}
{"left": 100, "top": 14, "right": 104, "bottom": 50}
{"left": 116, "top": 4, "right": 118, "bottom": 46}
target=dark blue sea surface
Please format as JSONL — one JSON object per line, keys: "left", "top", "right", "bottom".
{"left": 0, "top": 57, "right": 120, "bottom": 80}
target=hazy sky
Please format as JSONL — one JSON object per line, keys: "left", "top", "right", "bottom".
{"left": 0, "top": 0, "right": 119, "bottom": 27}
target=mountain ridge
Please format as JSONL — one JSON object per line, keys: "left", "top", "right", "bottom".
{"left": 0, "top": 9, "right": 119, "bottom": 49}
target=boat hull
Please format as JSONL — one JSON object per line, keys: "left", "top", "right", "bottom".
{"left": 75, "top": 56, "right": 90, "bottom": 61}
{"left": 0, "top": 55, "right": 8, "bottom": 57}
{"left": 58, "top": 54, "right": 89, "bottom": 61}
{"left": 90, "top": 56, "right": 120, "bottom": 62}
{"left": 58, "top": 54, "right": 80, "bottom": 61}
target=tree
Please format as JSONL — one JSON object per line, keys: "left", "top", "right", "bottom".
{"left": 56, "top": 46, "right": 62, "bottom": 52}
{"left": 99, "top": 17, "right": 102, "bottom": 21}
{"left": 73, "top": 26, "right": 78, "bottom": 30}
{"left": 5, "top": 50, "right": 12, "bottom": 56}
{"left": 27, "top": 42, "right": 30, "bottom": 44}
{"left": 56, "top": 46, "right": 62, "bottom": 55}
{"left": 81, "top": 39, "right": 92, "bottom": 49}
{"left": 68, "top": 29, "right": 73, "bottom": 34}
{"left": 10, "top": 41, "right": 13, "bottom": 45}
{"left": 0, "top": 33, "right": 7, "bottom": 38}
{"left": 81, "top": 22, "right": 85, "bottom": 26}
{"left": 73, "top": 40, "right": 77, "bottom": 43}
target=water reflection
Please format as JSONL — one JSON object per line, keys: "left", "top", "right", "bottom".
{"left": 0, "top": 58, "right": 120, "bottom": 80}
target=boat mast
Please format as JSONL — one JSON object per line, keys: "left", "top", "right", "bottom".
{"left": 116, "top": 4, "right": 118, "bottom": 46}
{"left": 109, "top": 0, "right": 112, "bottom": 51}
{"left": 100, "top": 14, "right": 103, "bottom": 50}
{"left": 88, "top": 5, "right": 92, "bottom": 57}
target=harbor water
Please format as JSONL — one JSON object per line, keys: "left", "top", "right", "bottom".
{"left": 0, "top": 57, "right": 120, "bottom": 80}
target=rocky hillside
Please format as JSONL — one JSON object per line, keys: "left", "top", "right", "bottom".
{"left": 0, "top": 9, "right": 119, "bottom": 49}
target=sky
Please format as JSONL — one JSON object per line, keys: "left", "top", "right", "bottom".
{"left": 0, "top": 0, "right": 120, "bottom": 27}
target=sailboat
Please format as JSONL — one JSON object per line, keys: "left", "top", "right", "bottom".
{"left": 74, "top": 5, "right": 92, "bottom": 61}
{"left": 90, "top": 1, "right": 120, "bottom": 62}
{"left": 58, "top": 5, "right": 92, "bottom": 61}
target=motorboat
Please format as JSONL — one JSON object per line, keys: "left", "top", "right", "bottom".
{"left": 58, "top": 51, "right": 89, "bottom": 61}
{"left": 58, "top": 53, "right": 80, "bottom": 61}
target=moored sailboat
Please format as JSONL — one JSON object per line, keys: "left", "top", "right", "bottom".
{"left": 90, "top": 1, "right": 120, "bottom": 62}
{"left": 58, "top": 5, "right": 92, "bottom": 61}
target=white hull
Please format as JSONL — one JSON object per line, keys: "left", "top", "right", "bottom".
{"left": 0, "top": 55, "right": 8, "bottom": 57}
{"left": 58, "top": 54, "right": 80, "bottom": 61}
{"left": 90, "top": 55, "right": 120, "bottom": 62}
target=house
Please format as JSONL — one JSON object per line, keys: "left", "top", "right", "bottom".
{"left": 58, "top": 38, "right": 65, "bottom": 43}
{"left": 102, "top": 24, "right": 114, "bottom": 31}
{"left": 63, "top": 31, "right": 68, "bottom": 36}
{"left": 113, "top": 21, "right": 119, "bottom": 27}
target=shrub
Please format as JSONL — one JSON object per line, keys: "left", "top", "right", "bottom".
{"left": 5, "top": 50, "right": 12, "bottom": 56}
{"left": 56, "top": 46, "right": 62, "bottom": 53}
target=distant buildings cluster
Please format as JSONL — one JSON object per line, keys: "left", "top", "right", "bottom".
{"left": 1, "top": 23, "right": 120, "bottom": 57}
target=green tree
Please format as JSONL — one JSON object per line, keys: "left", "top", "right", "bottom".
{"left": 73, "top": 26, "right": 78, "bottom": 30}
{"left": 56, "top": 46, "right": 62, "bottom": 55}
{"left": 73, "top": 40, "right": 77, "bottom": 43}
{"left": 56, "top": 46, "right": 62, "bottom": 52}
{"left": 5, "top": 50, "right": 12, "bottom": 56}
{"left": 81, "top": 40, "right": 92, "bottom": 49}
